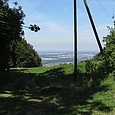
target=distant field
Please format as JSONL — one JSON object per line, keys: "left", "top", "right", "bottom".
{"left": 38, "top": 50, "right": 96, "bottom": 66}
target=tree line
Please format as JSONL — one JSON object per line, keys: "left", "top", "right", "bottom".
{"left": 0, "top": 0, "right": 41, "bottom": 70}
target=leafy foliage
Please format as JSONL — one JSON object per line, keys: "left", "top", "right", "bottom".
{"left": 0, "top": 0, "right": 25, "bottom": 70}
{"left": 29, "top": 24, "right": 40, "bottom": 32}
{"left": 91, "top": 20, "right": 115, "bottom": 75}
{"left": 0, "top": 0, "right": 41, "bottom": 70}
{"left": 101, "top": 20, "right": 115, "bottom": 74}
{"left": 9, "top": 38, "right": 42, "bottom": 67}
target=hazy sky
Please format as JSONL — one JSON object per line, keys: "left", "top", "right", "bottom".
{"left": 9, "top": 0, "right": 115, "bottom": 51}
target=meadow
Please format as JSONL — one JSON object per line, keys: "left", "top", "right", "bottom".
{"left": 0, "top": 62, "right": 115, "bottom": 115}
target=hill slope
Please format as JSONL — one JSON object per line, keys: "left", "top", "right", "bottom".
{"left": 0, "top": 63, "right": 115, "bottom": 115}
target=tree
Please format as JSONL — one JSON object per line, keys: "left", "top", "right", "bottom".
{"left": 102, "top": 20, "right": 115, "bottom": 74}
{"left": 0, "top": 0, "right": 25, "bottom": 70}
{"left": 0, "top": 0, "right": 41, "bottom": 70}
{"left": 9, "top": 38, "right": 42, "bottom": 67}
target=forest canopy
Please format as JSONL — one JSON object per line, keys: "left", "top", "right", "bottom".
{"left": 0, "top": 0, "right": 42, "bottom": 70}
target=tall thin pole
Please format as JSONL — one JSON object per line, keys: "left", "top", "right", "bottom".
{"left": 74, "top": 0, "right": 77, "bottom": 81}
{"left": 83, "top": 0, "right": 102, "bottom": 52}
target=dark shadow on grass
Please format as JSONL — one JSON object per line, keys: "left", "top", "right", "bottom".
{"left": 0, "top": 66, "right": 113, "bottom": 115}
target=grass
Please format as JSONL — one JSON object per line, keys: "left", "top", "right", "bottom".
{"left": 0, "top": 63, "right": 115, "bottom": 115}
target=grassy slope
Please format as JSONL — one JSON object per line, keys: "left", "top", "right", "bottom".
{"left": 0, "top": 63, "right": 115, "bottom": 115}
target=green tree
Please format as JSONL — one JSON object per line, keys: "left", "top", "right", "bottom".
{"left": 0, "top": 0, "right": 41, "bottom": 70}
{"left": 102, "top": 20, "right": 115, "bottom": 74}
{"left": 0, "top": 0, "right": 25, "bottom": 70}
{"left": 9, "top": 38, "right": 42, "bottom": 67}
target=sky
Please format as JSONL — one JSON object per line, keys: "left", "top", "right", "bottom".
{"left": 9, "top": 0, "right": 115, "bottom": 52}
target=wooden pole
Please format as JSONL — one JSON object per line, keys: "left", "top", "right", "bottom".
{"left": 83, "top": 0, "right": 102, "bottom": 52}
{"left": 74, "top": 0, "right": 77, "bottom": 81}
